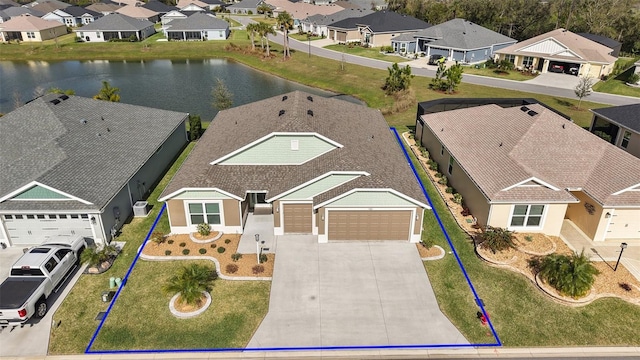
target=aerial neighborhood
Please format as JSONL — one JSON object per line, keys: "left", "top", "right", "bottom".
{"left": 0, "top": 0, "right": 639, "bottom": 357}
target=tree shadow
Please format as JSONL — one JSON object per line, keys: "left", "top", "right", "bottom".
{"left": 553, "top": 98, "right": 574, "bottom": 108}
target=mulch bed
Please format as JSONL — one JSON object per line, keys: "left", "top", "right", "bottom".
{"left": 416, "top": 244, "right": 443, "bottom": 258}
{"left": 191, "top": 231, "right": 220, "bottom": 241}
{"left": 174, "top": 295, "right": 205, "bottom": 312}
{"left": 142, "top": 234, "right": 275, "bottom": 278}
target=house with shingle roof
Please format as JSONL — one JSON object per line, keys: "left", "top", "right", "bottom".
{"left": 115, "top": 4, "right": 160, "bottom": 22}
{"left": 494, "top": 28, "right": 617, "bottom": 77}
{"left": 164, "top": 12, "right": 228, "bottom": 40}
{"left": 86, "top": 1, "right": 123, "bottom": 16}
{"left": 590, "top": 103, "right": 640, "bottom": 160}
{"left": 176, "top": 0, "right": 224, "bottom": 11}
{"left": 415, "top": 99, "right": 640, "bottom": 242}
{"left": 300, "top": 8, "right": 372, "bottom": 37}
{"left": 142, "top": 0, "right": 178, "bottom": 17}
{"left": 0, "top": 94, "right": 189, "bottom": 248}
{"left": 74, "top": 13, "right": 155, "bottom": 42}
{"left": 42, "top": 6, "right": 102, "bottom": 27}
{"left": 227, "top": 0, "right": 264, "bottom": 14}
{"left": 391, "top": 18, "right": 516, "bottom": 63}
{"left": 0, "top": 13, "right": 66, "bottom": 42}
{"left": 26, "top": 0, "right": 69, "bottom": 14}
{"left": 159, "top": 91, "right": 430, "bottom": 243}
{"left": 327, "top": 10, "right": 430, "bottom": 46}
{"left": 2, "top": 6, "right": 45, "bottom": 19}
{"left": 578, "top": 33, "right": 622, "bottom": 57}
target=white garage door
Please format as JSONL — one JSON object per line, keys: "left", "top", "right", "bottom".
{"left": 3, "top": 214, "right": 93, "bottom": 246}
{"left": 606, "top": 210, "right": 640, "bottom": 240}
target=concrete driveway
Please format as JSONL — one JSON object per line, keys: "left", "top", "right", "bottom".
{"left": 248, "top": 236, "right": 468, "bottom": 348}
{"left": 0, "top": 246, "right": 85, "bottom": 357}
{"left": 523, "top": 72, "right": 593, "bottom": 90}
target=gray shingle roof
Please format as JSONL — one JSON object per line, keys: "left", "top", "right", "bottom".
{"left": 227, "top": 0, "right": 262, "bottom": 9}
{"left": 329, "top": 10, "right": 429, "bottom": 32}
{"left": 420, "top": 104, "right": 640, "bottom": 206}
{"left": 142, "top": 0, "right": 177, "bottom": 13}
{"left": 0, "top": 94, "right": 188, "bottom": 211}
{"left": 165, "top": 12, "right": 228, "bottom": 31}
{"left": 591, "top": 103, "right": 640, "bottom": 134}
{"left": 410, "top": 18, "right": 515, "bottom": 50}
{"left": 304, "top": 8, "right": 372, "bottom": 26}
{"left": 2, "top": 6, "right": 44, "bottom": 17}
{"left": 62, "top": 6, "right": 101, "bottom": 17}
{"left": 78, "top": 12, "right": 153, "bottom": 31}
{"left": 161, "top": 91, "right": 427, "bottom": 207}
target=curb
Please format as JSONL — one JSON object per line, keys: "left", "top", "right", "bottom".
{"left": 169, "top": 291, "right": 212, "bottom": 319}
{"left": 421, "top": 245, "right": 446, "bottom": 261}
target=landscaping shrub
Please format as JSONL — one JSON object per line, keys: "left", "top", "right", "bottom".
{"left": 477, "top": 226, "right": 515, "bottom": 253}
{"left": 199, "top": 248, "right": 207, "bottom": 254}
{"left": 499, "top": 59, "right": 515, "bottom": 71}
{"left": 165, "top": 250, "right": 172, "bottom": 256}
{"left": 252, "top": 265, "right": 265, "bottom": 274}
{"left": 226, "top": 263, "right": 239, "bottom": 274}
{"left": 217, "top": 246, "right": 226, "bottom": 253}
{"left": 224, "top": 238, "right": 231, "bottom": 244}
{"left": 434, "top": 172, "right": 442, "bottom": 178}
{"left": 182, "top": 249, "right": 190, "bottom": 255}
{"left": 197, "top": 223, "right": 211, "bottom": 236}
{"left": 421, "top": 237, "right": 434, "bottom": 249}
{"left": 420, "top": 148, "right": 429, "bottom": 159}
{"left": 628, "top": 73, "right": 640, "bottom": 84}
{"left": 538, "top": 250, "right": 599, "bottom": 298}
{"left": 461, "top": 207, "right": 471, "bottom": 216}
{"left": 619, "top": 282, "right": 632, "bottom": 292}
{"left": 452, "top": 193, "right": 463, "bottom": 204}
{"left": 179, "top": 242, "right": 186, "bottom": 247}
{"left": 210, "top": 243, "right": 217, "bottom": 249}
{"left": 162, "top": 263, "right": 216, "bottom": 306}
{"left": 438, "top": 177, "right": 448, "bottom": 185}
{"left": 525, "top": 235, "right": 534, "bottom": 242}
{"left": 445, "top": 186, "right": 454, "bottom": 194}
{"left": 231, "top": 253, "right": 242, "bottom": 262}
{"left": 427, "top": 160, "right": 438, "bottom": 171}
{"left": 150, "top": 231, "right": 165, "bottom": 245}
{"left": 260, "top": 253, "right": 268, "bottom": 263}
{"left": 167, "top": 239, "right": 174, "bottom": 245}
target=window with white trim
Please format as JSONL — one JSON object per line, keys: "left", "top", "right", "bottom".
{"left": 448, "top": 155, "right": 455, "bottom": 175}
{"left": 504, "top": 54, "right": 515, "bottom": 63}
{"left": 26, "top": 32, "right": 35, "bottom": 39}
{"left": 522, "top": 56, "right": 533, "bottom": 67}
{"left": 510, "top": 205, "right": 544, "bottom": 227}
{"left": 188, "top": 203, "right": 221, "bottom": 225}
{"left": 621, "top": 130, "right": 631, "bottom": 148}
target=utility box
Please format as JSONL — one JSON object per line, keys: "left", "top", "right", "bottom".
{"left": 101, "top": 290, "right": 116, "bottom": 302}
{"left": 133, "top": 201, "right": 149, "bottom": 217}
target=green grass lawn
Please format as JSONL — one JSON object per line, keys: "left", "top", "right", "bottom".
{"left": 463, "top": 66, "right": 540, "bottom": 82}
{"left": 405, "top": 140, "right": 640, "bottom": 346}
{"left": 90, "top": 260, "right": 270, "bottom": 351}
{"left": 593, "top": 78, "right": 640, "bottom": 98}
{"left": 250, "top": 16, "right": 277, "bottom": 26}
{"left": 324, "top": 44, "right": 410, "bottom": 62}
{"left": 289, "top": 33, "right": 323, "bottom": 41}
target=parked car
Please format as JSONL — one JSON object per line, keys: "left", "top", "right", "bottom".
{"left": 0, "top": 236, "right": 86, "bottom": 324}
{"left": 550, "top": 64, "right": 564, "bottom": 73}
{"left": 569, "top": 67, "right": 579, "bottom": 75}
{"left": 428, "top": 54, "right": 444, "bottom": 65}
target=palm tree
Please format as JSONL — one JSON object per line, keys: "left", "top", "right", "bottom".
{"left": 257, "top": 3, "right": 271, "bottom": 16}
{"left": 538, "top": 250, "right": 599, "bottom": 298}
{"left": 276, "top": 11, "right": 294, "bottom": 60}
{"left": 163, "top": 264, "right": 217, "bottom": 306}
{"left": 246, "top": 22, "right": 258, "bottom": 51}
{"left": 258, "top": 22, "right": 276, "bottom": 57}
{"left": 93, "top": 81, "right": 120, "bottom": 102}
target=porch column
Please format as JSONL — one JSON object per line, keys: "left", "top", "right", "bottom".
{"left": 183, "top": 31, "right": 186, "bottom": 40}
{"left": 118, "top": 31, "right": 122, "bottom": 39}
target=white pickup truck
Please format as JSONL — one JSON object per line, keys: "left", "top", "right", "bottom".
{"left": 0, "top": 236, "right": 86, "bottom": 324}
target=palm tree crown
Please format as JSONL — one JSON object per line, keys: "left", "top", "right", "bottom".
{"left": 163, "top": 263, "right": 217, "bottom": 305}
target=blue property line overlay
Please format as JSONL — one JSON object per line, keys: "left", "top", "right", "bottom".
{"left": 85, "top": 203, "right": 167, "bottom": 353}
{"left": 390, "top": 127, "right": 501, "bottom": 346}
{"left": 85, "top": 130, "right": 501, "bottom": 354}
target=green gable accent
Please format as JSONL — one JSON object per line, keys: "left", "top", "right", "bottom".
{"left": 220, "top": 135, "right": 338, "bottom": 165}
{"left": 327, "top": 191, "right": 415, "bottom": 207}
{"left": 12, "top": 185, "right": 70, "bottom": 200}
{"left": 173, "top": 190, "right": 232, "bottom": 200}
{"left": 281, "top": 174, "right": 360, "bottom": 200}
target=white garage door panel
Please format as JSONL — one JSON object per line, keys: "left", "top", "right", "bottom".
{"left": 606, "top": 210, "right": 640, "bottom": 239}
{"left": 4, "top": 215, "right": 93, "bottom": 245}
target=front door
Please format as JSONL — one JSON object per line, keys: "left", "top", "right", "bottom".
{"left": 248, "top": 193, "right": 266, "bottom": 212}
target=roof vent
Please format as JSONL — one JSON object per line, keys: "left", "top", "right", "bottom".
{"left": 527, "top": 110, "right": 538, "bottom": 116}
{"left": 499, "top": 142, "right": 503, "bottom": 147}
{"left": 81, "top": 119, "right": 88, "bottom": 124}
{"left": 278, "top": 110, "right": 285, "bottom": 116}
{"left": 307, "top": 109, "right": 313, "bottom": 116}
{"left": 562, "top": 124, "right": 566, "bottom": 129}
{"left": 50, "top": 99, "right": 60, "bottom": 105}
{"left": 59, "top": 94, "right": 69, "bottom": 100}
{"left": 520, "top": 106, "right": 529, "bottom": 112}
{"left": 307, "top": 96, "right": 313, "bottom": 102}
{"left": 282, "top": 95, "right": 288, "bottom": 101}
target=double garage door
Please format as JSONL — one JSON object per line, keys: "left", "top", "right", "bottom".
{"left": 3, "top": 214, "right": 93, "bottom": 246}
{"left": 328, "top": 210, "right": 412, "bottom": 241}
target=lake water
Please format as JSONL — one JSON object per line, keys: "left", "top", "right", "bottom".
{"left": 0, "top": 59, "right": 333, "bottom": 119}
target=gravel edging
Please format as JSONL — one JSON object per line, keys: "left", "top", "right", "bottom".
{"left": 421, "top": 245, "right": 446, "bottom": 261}
{"left": 189, "top": 231, "right": 224, "bottom": 243}
{"left": 169, "top": 291, "right": 212, "bottom": 318}
{"left": 138, "top": 246, "right": 272, "bottom": 281}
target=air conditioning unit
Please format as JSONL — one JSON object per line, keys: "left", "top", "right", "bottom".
{"left": 133, "top": 201, "right": 149, "bottom": 217}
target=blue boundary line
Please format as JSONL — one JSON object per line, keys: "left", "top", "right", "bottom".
{"left": 85, "top": 130, "right": 502, "bottom": 354}
{"left": 85, "top": 203, "right": 167, "bottom": 353}
{"left": 390, "top": 127, "right": 501, "bottom": 346}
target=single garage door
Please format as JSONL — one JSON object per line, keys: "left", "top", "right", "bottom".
{"left": 328, "top": 210, "right": 412, "bottom": 241}
{"left": 606, "top": 210, "right": 640, "bottom": 239}
{"left": 283, "top": 204, "right": 312, "bottom": 233}
{"left": 3, "top": 214, "right": 93, "bottom": 246}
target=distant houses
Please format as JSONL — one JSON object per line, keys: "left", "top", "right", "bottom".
{"left": 327, "top": 11, "right": 430, "bottom": 47}
{"left": 0, "top": 13, "right": 66, "bottom": 42}
{"left": 74, "top": 13, "right": 155, "bottom": 42}
{"left": 164, "top": 12, "right": 229, "bottom": 40}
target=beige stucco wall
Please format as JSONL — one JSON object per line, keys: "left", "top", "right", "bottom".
{"left": 565, "top": 191, "right": 604, "bottom": 240}
{"left": 317, "top": 207, "right": 325, "bottom": 235}
{"left": 223, "top": 199, "right": 241, "bottom": 227}
{"left": 616, "top": 129, "right": 640, "bottom": 159}
{"left": 167, "top": 199, "right": 187, "bottom": 227}
{"left": 24, "top": 26, "right": 66, "bottom": 42}
{"left": 370, "top": 33, "right": 394, "bottom": 47}
{"left": 273, "top": 200, "right": 280, "bottom": 227}
{"left": 489, "top": 203, "right": 568, "bottom": 236}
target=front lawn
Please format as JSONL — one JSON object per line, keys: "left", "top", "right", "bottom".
{"left": 324, "top": 44, "right": 410, "bottom": 62}
{"left": 90, "top": 260, "right": 270, "bottom": 351}
{"left": 250, "top": 16, "right": 277, "bottom": 26}
{"left": 593, "top": 78, "right": 640, "bottom": 98}
{"left": 289, "top": 33, "right": 323, "bottom": 41}
{"left": 463, "top": 66, "right": 539, "bottom": 81}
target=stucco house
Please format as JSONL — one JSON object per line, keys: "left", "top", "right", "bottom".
{"left": 0, "top": 13, "right": 66, "bottom": 42}
{"left": 161, "top": 9, "right": 187, "bottom": 25}
{"left": 115, "top": 5, "right": 159, "bottom": 23}
{"left": 0, "top": 94, "right": 189, "bottom": 248}
{"left": 494, "top": 28, "right": 617, "bottom": 77}
{"left": 42, "top": 6, "right": 102, "bottom": 27}
{"left": 176, "top": 0, "right": 224, "bottom": 11}
{"left": 300, "top": 8, "right": 372, "bottom": 37}
{"left": 74, "top": 13, "right": 155, "bottom": 42}
{"left": 86, "top": 1, "right": 123, "bottom": 16}
{"left": 415, "top": 99, "right": 640, "bottom": 243}
{"left": 390, "top": 18, "right": 516, "bottom": 63}
{"left": 590, "top": 103, "right": 640, "bottom": 160}
{"left": 327, "top": 11, "right": 430, "bottom": 47}
{"left": 227, "top": 0, "right": 263, "bottom": 14}
{"left": 164, "top": 12, "right": 229, "bottom": 40}
{"left": 142, "top": 0, "right": 178, "bottom": 17}
{"left": 159, "top": 91, "right": 429, "bottom": 243}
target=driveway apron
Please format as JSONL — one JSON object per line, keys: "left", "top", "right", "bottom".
{"left": 247, "top": 236, "right": 468, "bottom": 348}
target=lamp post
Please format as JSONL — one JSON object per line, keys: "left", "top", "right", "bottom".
{"left": 255, "top": 234, "right": 260, "bottom": 264}
{"left": 614, "top": 242, "right": 628, "bottom": 271}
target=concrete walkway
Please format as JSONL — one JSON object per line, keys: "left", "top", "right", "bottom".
{"left": 247, "top": 236, "right": 468, "bottom": 348}
{"left": 237, "top": 213, "right": 277, "bottom": 254}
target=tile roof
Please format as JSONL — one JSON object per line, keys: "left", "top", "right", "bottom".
{"left": 115, "top": 5, "right": 158, "bottom": 19}
{"left": 0, "top": 95, "right": 188, "bottom": 211}
{"left": 78, "top": 13, "right": 153, "bottom": 31}
{"left": 0, "top": 13, "right": 64, "bottom": 31}
{"left": 329, "top": 10, "right": 430, "bottom": 33}
{"left": 410, "top": 18, "right": 515, "bottom": 50}
{"left": 303, "top": 8, "right": 372, "bottom": 26}
{"left": 164, "top": 12, "right": 228, "bottom": 31}
{"left": 496, "top": 28, "right": 617, "bottom": 64}
{"left": 420, "top": 104, "right": 640, "bottom": 206}
{"left": 160, "top": 91, "right": 427, "bottom": 207}
{"left": 591, "top": 103, "right": 640, "bottom": 134}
